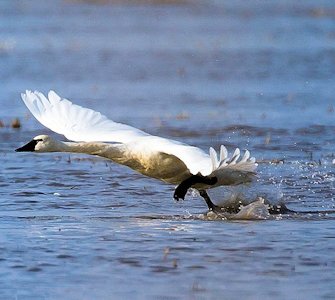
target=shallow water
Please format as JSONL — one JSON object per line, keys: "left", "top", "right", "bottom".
{"left": 1, "top": 0, "right": 335, "bottom": 299}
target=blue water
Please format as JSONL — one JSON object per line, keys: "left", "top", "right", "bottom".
{"left": 1, "top": 0, "right": 335, "bottom": 299}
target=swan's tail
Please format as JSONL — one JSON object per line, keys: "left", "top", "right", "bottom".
{"left": 209, "top": 146, "right": 257, "bottom": 186}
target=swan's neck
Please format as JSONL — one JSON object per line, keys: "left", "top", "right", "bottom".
{"left": 55, "top": 141, "right": 124, "bottom": 161}
{"left": 62, "top": 141, "right": 107, "bottom": 154}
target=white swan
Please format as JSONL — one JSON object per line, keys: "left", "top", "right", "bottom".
{"left": 16, "top": 90, "right": 257, "bottom": 211}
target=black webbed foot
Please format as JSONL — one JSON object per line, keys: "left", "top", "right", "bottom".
{"left": 173, "top": 175, "right": 217, "bottom": 201}
{"left": 173, "top": 185, "right": 188, "bottom": 201}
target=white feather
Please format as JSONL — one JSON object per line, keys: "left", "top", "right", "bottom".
{"left": 230, "top": 148, "right": 241, "bottom": 164}
{"left": 209, "top": 147, "right": 219, "bottom": 171}
{"left": 22, "top": 90, "right": 148, "bottom": 143}
{"left": 219, "top": 145, "right": 228, "bottom": 162}
{"left": 240, "top": 150, "right": 250, "bottom": 162}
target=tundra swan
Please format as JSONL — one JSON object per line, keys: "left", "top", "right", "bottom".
{"left": 16, "top": 90, "right": 257, "bottom": 211}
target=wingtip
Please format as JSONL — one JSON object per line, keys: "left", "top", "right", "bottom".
{"left": 21, "top": 90, "right": 39, "bottom": 99}
{"left": 21, "top": 89, "right": 29, "bottom": 97}
{"left": 21, "top": 90, "right": 35, "bottom": 103}
{"left": 48, "top": 90, "right": 58, "bottom": 98}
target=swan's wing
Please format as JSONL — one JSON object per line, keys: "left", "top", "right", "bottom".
{"left": 158, "top": 141, "right": 257, "bottom": 183}
{"left": 134, "top": 136, "right": 212, "bottom": 176}
{"left": 21, "top": 90, "right": 149, "bottom": 143}
{"left": 208, "top": 145, "right": 258, "bottom": 185}
{"left": 209, "top": 145, "right": 257, "bottom": 173}
{"left": 169, "top": 143, "right": 257, "bottom": 178}
{"left": 133, "top": 136, "right": 257, "bottom": 182}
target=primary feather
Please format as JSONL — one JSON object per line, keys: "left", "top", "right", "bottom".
{"left": 20, "top": 90, "right": 257, "bottom": 186}
{"left": 21, "top": 90, "right": 148, "bottom": 143}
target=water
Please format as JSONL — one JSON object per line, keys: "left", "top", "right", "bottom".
{"left": 1, "top": 0, "right": 335, "bottom": 299}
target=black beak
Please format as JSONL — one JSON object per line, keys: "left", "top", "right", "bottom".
{"left": 15, "top": 140, "right": 38, "bottom": 152}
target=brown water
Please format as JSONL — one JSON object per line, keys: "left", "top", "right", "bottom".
{"left": 1, "top": 0, "right": 335, "bottom": 299}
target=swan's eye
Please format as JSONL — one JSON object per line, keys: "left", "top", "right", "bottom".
{"left": 35, "top": 139, "right": 43, "bottom": 142}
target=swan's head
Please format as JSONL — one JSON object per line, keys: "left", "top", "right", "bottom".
{"left": 15, "top": 135, "right": 59, "bottom": 152}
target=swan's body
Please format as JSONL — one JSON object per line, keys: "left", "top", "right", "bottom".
{"left": 16, "top": 90, "right": 257, "bottom": 210}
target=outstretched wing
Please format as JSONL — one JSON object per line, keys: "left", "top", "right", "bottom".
{"left": 21, "top": 90, "right": 149, "bottom": 143}
{"left": 209, "top": 145, "right": 257, "bottom": 174}
{"left": 137, "top": 136, "right": 257, "bottom": 182}
{"left": 207, "top": 145, "right": 257, "bottom": 185}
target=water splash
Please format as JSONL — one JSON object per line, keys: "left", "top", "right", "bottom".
{"left": 202, "top": 197, "right": 270, "bottom": 221}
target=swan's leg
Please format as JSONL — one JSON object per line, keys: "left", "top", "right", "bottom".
{"left": 198, "top": 190, "right": 220, "bottom": 211}
{"left": 173, "top": 175, "right": 217, "bottom": 201}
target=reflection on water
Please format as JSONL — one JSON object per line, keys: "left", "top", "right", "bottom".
{"left": 1, "top": 0, "right": 335, "bottom": 299}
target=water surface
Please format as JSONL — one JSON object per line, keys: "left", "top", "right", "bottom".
{"left": 1, "top": 0, "right": 335, "bottom": 299}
